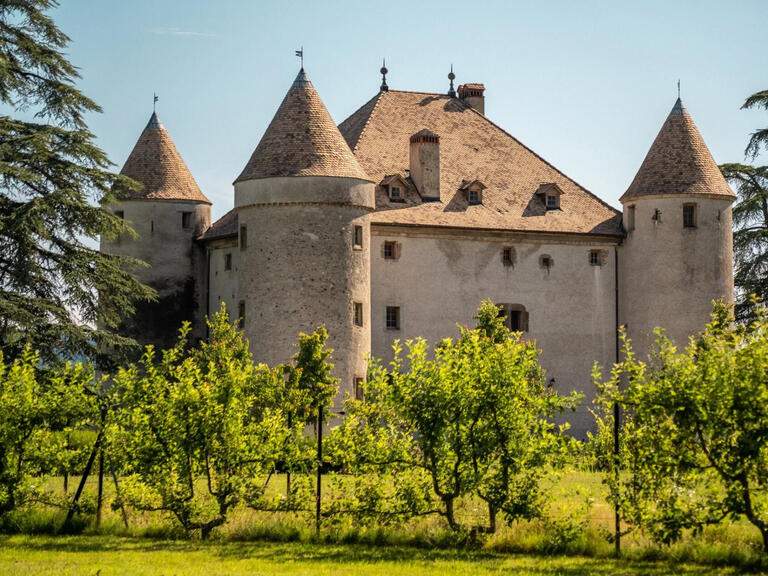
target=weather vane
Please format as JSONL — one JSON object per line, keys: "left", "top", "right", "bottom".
{"left": 677, "top": 79, "right": 681, "bottom": 99}
{"left": 153, "top": 92, "right": 158, "bottom": 112}
{"left": 380, "top": 58, "right": 388, "bottom": 92}
{"left": 448, "top": 64, "right": 456, "bottom": 97}
{"left": 295, "top": 46, "right": 303, "bottom": 69}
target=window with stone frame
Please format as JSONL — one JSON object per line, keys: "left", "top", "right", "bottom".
{"left": 354, "top": 301, "right": 363, "bottom": 327}
{"left": 224, "top": 252, "right": 232, "bottom": 271}
{"left": 383, "top": 240, "right": 400, "bottom": 260}
{"left": 502, "top": 246, "right": 516, "bottom": 267}
{"left": 390, "top": 186, "right": 402, "bottom": 201}
{"left": 239, "top": 225, "right": 247, "bottom": 250}
{"left": 683, "top": 203, "right": 697, "bottom": 228}
{"left": 498, "top": 303, "right": 529, "bottom": 332}
{"left": 546, "top": 194, "right": 559, "bottom": 210}
{"left": 589, "top": 249, "right": 608, "bottom": 267}
{"left": 626, "top": 205, "right": 636, "bottom": 231}
{"left": 386, "top": 306, "right": 400, "bottom": 330}
{"left": 353, "top": 225, "right": 363, "bottom": 249}
{"left": 468, "top": 189, "right": 481, "bottom": 205}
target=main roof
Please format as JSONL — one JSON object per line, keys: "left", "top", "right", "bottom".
{"left": 120, "top": 112, "right": 210, "bottom": 204}
{"left": 235, "top": 69, "right": 370, "bottom": 183}
{"left": 339, "top": 90, "right": 622, "bottom": 236}
{"left": 621, "top": 98, "right": 734, "bottom": 202}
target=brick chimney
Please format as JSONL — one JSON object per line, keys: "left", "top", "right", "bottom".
{"left": 409, "top": 129, "right": 440, "bottom": 201}
{"left": 458, "top": 83, "right": 485, "bottom": 115}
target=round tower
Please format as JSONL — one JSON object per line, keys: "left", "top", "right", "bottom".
{"left": 101, "top": 111, "right": 211, "bottom": 350}
{"left": 619, "top": 97, "right": 735, "bottom": 352}
{"left": 234, "top": 68, "right": 375, "bottom": 403}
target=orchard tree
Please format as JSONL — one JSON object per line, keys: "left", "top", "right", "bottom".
{"left": 0, "top": 0, "right": 153, "bottom": 363}
{"left": 595, "top": 301, "right": 768, "bottom": 551}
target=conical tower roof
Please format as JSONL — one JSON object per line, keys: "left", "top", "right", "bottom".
{"left": 621, "top": 98, "right": 734, "bottom": 202}
{"left": 120, "top": 112, "right": 210, "bottom": 204}
{"left": 235, "top": 69, "right": 370, "bottom": 183}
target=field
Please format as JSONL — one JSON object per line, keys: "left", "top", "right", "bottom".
{"left": 1, "top": 470, "right": 765, "bottom": 574}
{"left": 0, "top": 536, "right": 752, "bottom": 576}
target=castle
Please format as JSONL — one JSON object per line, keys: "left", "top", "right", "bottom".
{"left": 101, "top": 67, "right": 735, "bottom": 437}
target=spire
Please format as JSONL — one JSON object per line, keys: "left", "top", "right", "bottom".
{"left": 120, "top": 111, "right": 210, "bottom": 204}
{"left": 620, "top": 98, "right": 735, "bottom": 202}
{"left": 447, "top": 65, "right": 456, "bottom": 97}
{"left": 235, "top": 68, "right": 370, "bottom": 182}
{"left": 380, "top": 59, "right": 389, "bottom": 92}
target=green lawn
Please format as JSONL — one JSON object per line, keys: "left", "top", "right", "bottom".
{"left": 0, "top": 535, "right": 749, "bottom": 576}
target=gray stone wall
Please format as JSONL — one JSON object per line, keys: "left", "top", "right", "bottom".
{"left": 620, "top": 195, "right": 734, "bottom": 353}
{"left": 370, "top": 225, "right": 619, "bottom": 438}
{"left": 206, "top": 237, "right": 239, "bottom": 322}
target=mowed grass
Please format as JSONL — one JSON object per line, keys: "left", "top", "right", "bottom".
{"left": 0, "top": 535, "right": 751, "bottom": 576}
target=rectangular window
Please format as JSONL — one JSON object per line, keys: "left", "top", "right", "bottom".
{"left": 386, "top": 306, "right": 400, "bottom": 330}
{"left": 502, "top": 247, "right": 514, "bottom": 267}
{"left": 589, "top": 250, "right": 601, "bottom": 266}
{"left": 240, "top": 225, "right": 247, "bottom": 250}
{"left": 383, "top": 241, "right": 398, "bottom": 260}
{"left": 353, "top": 225, "right": 363, "bottom": 249}
{"left": 224, "top": 253, "right": 232, "bottom": 271}
{"left": 683, "top": 204, "right": 697, "bottom": 228}
{"left": 354, "top": 301, "right": 363, "bottom": 327}
{"left": 237, "top": 300, "right": 245, "bottom": 329}
{"left": 182, "top": 211, "right": 192, "bottom": 229}
{"left": 546, "top": 195, "right": 558, "bottom": 209}
{"left": 354, "top": 377, "right": 365, "bottom": 401}
{"left": 390, "top": 186, "right": 401, "bottom": 199}
{"left": 627, "top": 205, "right": 635, "bottom": 231}
{"left": 468, "top": 189, "right": 480, "bottom": 205}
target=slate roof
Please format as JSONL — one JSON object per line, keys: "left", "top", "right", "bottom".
{"left": 621, "top": 98, "right": 735, "bottom": 202}
{"left": 235, "top": 69, "right": 371, "bottom": 183}
{"left": 120, "top": 112, "right": 210, "bottom": 204}
{"left": 338, "top": 90, "right": 622, "bottom": 236}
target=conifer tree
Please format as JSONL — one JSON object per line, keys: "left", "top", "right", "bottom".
{"left": 0, "top": 0, "right": 154, "bottom": 363}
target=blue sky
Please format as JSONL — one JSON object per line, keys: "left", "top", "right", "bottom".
{"left": 54, "top": 0, "right": 766, "bottom": 221}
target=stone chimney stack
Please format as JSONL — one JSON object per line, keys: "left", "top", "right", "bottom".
{"left": 458, "top": 83, "right": 485, "bottom": 115}
{"left": 409, "top": 129, "right": 440, "bottom": 201}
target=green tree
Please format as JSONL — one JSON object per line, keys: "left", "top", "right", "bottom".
{"left": 0, "top": 348, "right": 97, "bottom": 520}
{"left": 0, "top": 0, "right": 153, "bottom": 363}
{"left": 594, "top": 301, "right": 768, "bottom": 551}
{"left": 111, "top": 306, "right": 287, "bottom": 538}
{"left": 720, "top": 164, "right": 768, "bottom": 320}
{"left": 743, "top": 90, "right": 768, "bottom": 159}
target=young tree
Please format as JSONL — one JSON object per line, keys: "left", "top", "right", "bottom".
{"left": 0, "top": 0, "right": 153, "bottom": 363}
{"left": 595, "top": 302, "right": 768, "bottom": 551}
{"left": 720, "top": 164, "right": 768, "bottom": 321}
{"left": 111, "top": 307, "right": 287, "bottom": 538}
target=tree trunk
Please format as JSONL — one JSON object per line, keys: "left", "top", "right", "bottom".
{"left": 112, "top": 472, "right": 129, "bottom": 529}
{"left": 63, "top": 471, "right": 68, "bottom": 495}
{"left": 96, "top": 448, "right": 104, "bottom": 529}
{"left": 444, "top": 497, "right": 457, "bottom": 531}
{"left": 488, "top": 503, "right": 497, "bottom": 534}
{"left": 315, "top": 405, "right": 323, "bottom": 536}
{"left": 62, "top": 431, "right": 102, "bottom": 531}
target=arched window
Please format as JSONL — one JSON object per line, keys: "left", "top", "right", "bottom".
{"left": 498, "top": 303, "right": 529, "bottom": 332}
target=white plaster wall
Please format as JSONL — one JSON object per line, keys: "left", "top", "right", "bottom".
{"left": 206, "top": 238, "right": 239, "bottom": 321}
{"left": 620, "top": 196, "right": 734, "bottom": 354}
{"left": 370, "top": 226, "right": 619, "bottom": 438}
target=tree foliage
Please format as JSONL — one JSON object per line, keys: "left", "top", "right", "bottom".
{"left": 328, "top": 300, "right": 580, "bottom": 532}
{"left": 0, "top": 0, "right": 153, "bottom": 364}
{"left": 594, "top": 301, "right": 768, "bottom": 551}
{"left": 743, "top": 90, "right": 768, "bottom": 160}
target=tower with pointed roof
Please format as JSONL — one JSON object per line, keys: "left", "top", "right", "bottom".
{"left": 619, "top": 98, "right": 735, "bottom": 351}
{"left": 101, "top": 111, "right": 211, "bottom": 350}
{"left": 234, "top": 68, "right": 375, "bottom": 403}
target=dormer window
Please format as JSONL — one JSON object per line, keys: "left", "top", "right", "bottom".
{"left": 536, "top": 183, "right": 564, "bottom": 211}
{"left": 459, "top": 179, "right": 486, "bottom": 206}
{"left": 380, "top": 174, "right": 408, "bottom": 203}
{"left": 390, "top": 186, "right": 402, "bottom": 200}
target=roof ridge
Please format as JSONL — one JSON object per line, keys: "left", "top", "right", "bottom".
{"left": 460, "top": 105, "right": 622, "bottom": 216}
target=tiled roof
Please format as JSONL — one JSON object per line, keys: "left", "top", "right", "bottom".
{"left": 621, "top": 98, "right": 734, "bottom": 202}
{"left": 120, "top": 112, "right": 210, "bottom": 204}
{"left": 235, "top": 69, "right": 371, "bottom": 183}
{"left": 339, "top": 90, "right": 622, "bottom": 236}
{"left": 198, "top": 208, "right": 238, "bottom": 241}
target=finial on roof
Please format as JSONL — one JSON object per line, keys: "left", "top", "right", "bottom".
{"left": 380, "top": 58, "right": 389, "bottom": 92}
{"left": 295, "top": 46, "right": 304, "bottom": 69}
{"left": 677, "top": 78, "right": 680, "bottom": 99}
{"left": 153, "top": 92, "right": 158, "bottom": 112}
{"left": 448, "top": 64, "right": 456, "bottom": 97}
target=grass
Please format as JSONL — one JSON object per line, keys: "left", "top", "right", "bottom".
{"left": 2, "top": 470, "right": 765, "bottom": 573}
{"left": 0, "top": 535, "right": 755, "bottom": 576}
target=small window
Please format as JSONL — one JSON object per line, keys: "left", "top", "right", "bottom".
{"left": 390, "top": 186, "right": 401, "bottom": 200}
{"left": 683, "top": 204, "right": 697, "bottom": 228}
{"left": 468, "top": 189, "right": 481, "bottom": 205}
{"left": 182, "top": 211, "right": 192, "bottom": 229}
{"left": 240, "top": 225, "right": 247, "bottom": 250}
{"left": 540, "top": 254, "right": 553, "bottom": 270}
{"left": 499, "top": 303, "right": 529, "bottom": 332}
{"left": 114, "top": 210, "right": 124, "bottom": 220}
{"left": 626, "top": 205, "right": 636, "bottom": 231}
{"left": 354, "top": 377, "right": 365, "bottom": 401}
{"left": 354, "top": 301, "right": 363, "bottom": 327}
{"left": 386, "top": 306, "right": 400, "bottom": 330}
{"left": 224, "top": 253, "right": 232, "bottom": 271}
{"left": 546, "top": 195, "right": 558, "bottom": 210}
{"left": 502, "top": 246, "right": 515, "bottom": 267}
{"left": 237, "top": 300, "right": 245, "bottom": 329}
{"left": 353, "top": 225, "right": 363, "bottom": 249}
{"left": 383, "top": 240, "right": 399, "bottom": 260}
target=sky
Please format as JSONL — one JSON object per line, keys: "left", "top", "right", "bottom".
{"left": 52, "top": 0, "right": 767, "bottom": 222}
